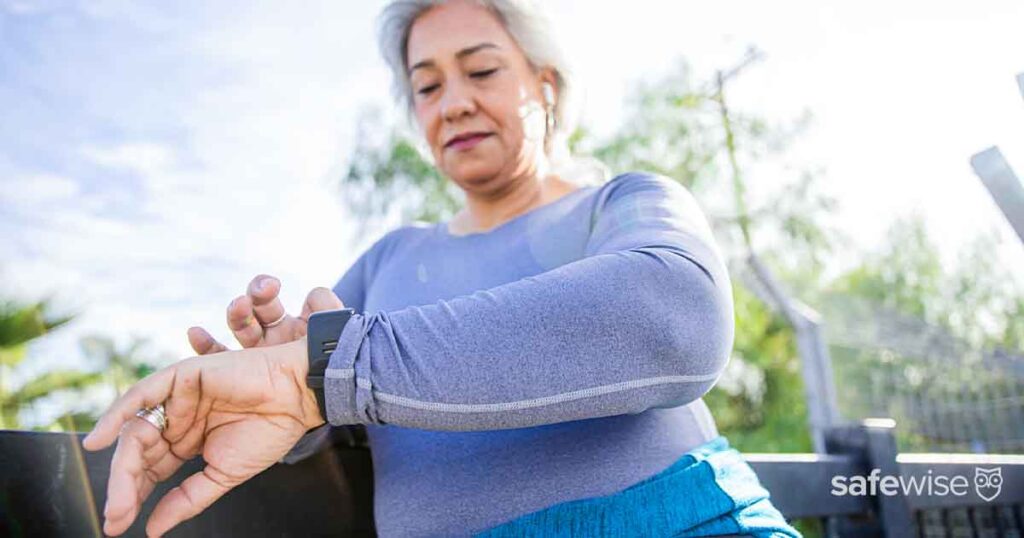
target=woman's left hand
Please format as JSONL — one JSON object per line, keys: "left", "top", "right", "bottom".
{"left": 81, "top": 338, "right": 325, "bottom": 537}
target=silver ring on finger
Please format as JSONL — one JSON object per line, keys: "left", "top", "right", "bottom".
{"left": 135, "top": 403, "right": 167, "bottom": 433}
{"left": 260, "top": 312, "right": 288, "bottom": 328}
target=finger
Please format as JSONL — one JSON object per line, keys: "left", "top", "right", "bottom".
{"left": 83, "top": 366, "right": 177, "bottom": 451}
{"left": 140, "top": 444, "right": 187, "bottom": 492}
{"left": 187, "top": 326, "right": 228, "bottom": 355}
{"left": 227, "top": 295, "right": 263, "bottom": 348}
{"left": 247, "top": 274, "right": 287, "bottom": 327}
{"left": 146, "top": 466, "right": 235, "bottom": 538}
{"left": 298, "top": 287, "right": 344, "bottom": 323}
{"left": 102, "top": 419, "right": 164, "bottom": 536}
{"left": 162, "top": 357, "right": 204, "bottom": 444}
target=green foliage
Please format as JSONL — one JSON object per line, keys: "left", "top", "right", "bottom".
{"left": 0, "top": 299, "right": 88, "bottom": 430}
{"left": 0, "top": 299, "right": 72, "bottom": 367}
{"left": 342, "top": 109, "right": 462, "bottom": 226}
{"left": 704, "top": 283, "right": 812, "bottom": 453}
{"left": 47, "top": 411, "right": 101, "bottom": 433}
{"left": 0, "top": 298, "right": 159, "bottom": 431}
{"left": 590, "top": 61, "right": 726, "bottom": 193}
{"left": 7, "top": 369, "right": 104, "bottom": 405}
{"left": 829, "top": 216, "right": 1024, "bottom": 351}
{"left": 830, "top": 217, "right": 944, "bottom": 323}
{"left": 588, "top": 60, "right": 838, "bottom": 285}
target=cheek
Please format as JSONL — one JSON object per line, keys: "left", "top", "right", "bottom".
{"left": 506, "top": 86, "right": 546, "bottom": 145}
{"left": 414, "top": 105, "right": 440, "bottom": 148}
{"left": 519, "top": 101, "right": 546, "bottom": 142}
{"left": 490, "top": 97, "right": 544, "bottom": 150}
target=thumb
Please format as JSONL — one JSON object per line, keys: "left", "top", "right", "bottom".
{"left": 298, "top": 287, "right": 344, "bottom": 323}
{"left": 187, "top": 326, "right": 228, "bottom": 355}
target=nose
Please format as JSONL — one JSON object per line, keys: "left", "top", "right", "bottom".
{"left": 440, "top": 80, "right": 476, "bottom": 122}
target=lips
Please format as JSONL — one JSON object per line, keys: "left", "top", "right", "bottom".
{"left": 445, "top": 132, "right": 492, "bottom": 149}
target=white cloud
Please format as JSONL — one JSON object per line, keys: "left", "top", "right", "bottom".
{"left": 80, "top": 142, "right": 175, "bottom": 176}
{"left": 1, "top": 173, "right": 80, "bottom": 205}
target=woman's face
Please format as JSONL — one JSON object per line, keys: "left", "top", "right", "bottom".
{"left": 406, "top": 0, "right": 553, "bottom": 196}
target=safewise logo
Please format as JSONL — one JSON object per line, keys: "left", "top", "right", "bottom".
{"left": 830, "top": 467, "right": 1003, "bottom": 502}
{"left": 974, "top": 467, "right": 1003, "bottom": 502}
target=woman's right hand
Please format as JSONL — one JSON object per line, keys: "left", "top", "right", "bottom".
{"left": 187, "top": 274, "right": 343, "bottom": 355}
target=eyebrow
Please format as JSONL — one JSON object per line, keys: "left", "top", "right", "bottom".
{"left": 408, "top": 42, "right": 500, "bottom": 75}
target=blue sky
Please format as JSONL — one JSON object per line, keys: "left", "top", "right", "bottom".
{"left": 2, "top": 1, "right": 1023, "bottom": 421}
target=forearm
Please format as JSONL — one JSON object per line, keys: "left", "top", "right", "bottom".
{"left": 323, "top": 245, "right": 733, "bottom": 431}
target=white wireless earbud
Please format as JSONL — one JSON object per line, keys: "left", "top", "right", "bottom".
{"left": 542, "top": 83, "right": 555, "bottom": 106}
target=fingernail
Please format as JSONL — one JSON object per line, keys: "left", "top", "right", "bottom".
{"left": 257, "top": 278, "right": 270, "bottom": 291}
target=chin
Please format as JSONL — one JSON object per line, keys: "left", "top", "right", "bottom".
{"left": 446, "top": 161, "right": 507, "bottom": 191}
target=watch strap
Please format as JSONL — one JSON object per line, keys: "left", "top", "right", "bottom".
{"left": 306, "top": 308, "right": 355, "bottom": 422}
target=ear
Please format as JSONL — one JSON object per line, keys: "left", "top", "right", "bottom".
{"left": 537, "top": 68, "right": 558, "bottom": 105}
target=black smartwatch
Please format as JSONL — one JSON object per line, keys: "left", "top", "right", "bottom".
{"left": 306, "top": 308, "right": 355, "bottom": 422}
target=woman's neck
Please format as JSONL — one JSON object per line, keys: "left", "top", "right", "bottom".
{"left": 449, "top": 173, "right": 577, "bottom": 235}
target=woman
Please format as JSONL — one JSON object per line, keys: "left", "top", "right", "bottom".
{"left": 84, "top": 1, "right": 802, "bottom": 536}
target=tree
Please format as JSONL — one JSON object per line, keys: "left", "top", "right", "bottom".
{"left": 0, "top": 299, "right": 101, "bottom": 430}
{"left": 0, "top": 298, "right": 161, "bottom": 432}
{"left": 829, "top": 215, "right": 1024, "bottom": 352}
{"left": 342, "top": 108, "right": 461, "bottom": 229}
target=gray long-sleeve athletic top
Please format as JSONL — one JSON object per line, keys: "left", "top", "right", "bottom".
{"left": 318, "top": 171, "right": 734, "bottom": 536}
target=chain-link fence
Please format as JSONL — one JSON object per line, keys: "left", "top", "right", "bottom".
{"left": 820, "top": 294, "right": 1024, "bottom": 453}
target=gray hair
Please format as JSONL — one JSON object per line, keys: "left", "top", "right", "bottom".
{"left": 377, "top": 0, "right": 578, "bottom": 159}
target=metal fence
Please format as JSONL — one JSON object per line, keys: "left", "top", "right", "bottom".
{"left": 736, "top": 257, "right": 1024, "bottom": 455}
{"left": 820, "top": 294, "right": 1024, "bottom": 454}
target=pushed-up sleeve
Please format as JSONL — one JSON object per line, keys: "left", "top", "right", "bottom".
{"left": 323, "top": 173, "right": 734, "bottom": 431}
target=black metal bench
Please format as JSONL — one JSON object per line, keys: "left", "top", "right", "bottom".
{"left": 1, "top": 420, "right": 1021, "bottom": 537}
{"left": 748, "top": 420, "right": 1024, "bottom": 537}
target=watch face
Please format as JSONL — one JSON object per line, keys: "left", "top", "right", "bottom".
{"left": 307, "top": 308, "right": 355, "bottom": 372}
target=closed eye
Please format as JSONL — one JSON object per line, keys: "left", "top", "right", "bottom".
{"left": 470, "top": 68, "right": 498, "bottom": 79}
{"left": 416, "top": 68, "right": 497, "bottom": 96}
{"left": 417, "top": 84, "right": 440, "bottom": 96}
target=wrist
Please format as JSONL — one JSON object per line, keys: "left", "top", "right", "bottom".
{"left": 302, "top": 386, "right": 326, "bottom": 429}
{"left": 279, "top": 337, "right": 325, "bottom": 429}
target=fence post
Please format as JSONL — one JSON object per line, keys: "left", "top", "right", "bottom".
{"left": 862, "top": 419, "right": 916, "bottom": 537}
{"left": 748, "top": 254, "right": 840, "bottom": 453}
{"left": 825, "top": 418, "right": 917, "bottom": 537}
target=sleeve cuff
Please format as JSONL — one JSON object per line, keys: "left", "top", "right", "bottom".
{"left": 324, "top": 312, "right": 383, "bottom": 426}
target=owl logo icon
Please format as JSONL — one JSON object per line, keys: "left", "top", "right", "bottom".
{"left": 974, "top": 467, "right": 1002, "bottom": 502}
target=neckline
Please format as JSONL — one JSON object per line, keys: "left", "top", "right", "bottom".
{"left": 437, "top": 185, "right": 597, "bottom": 239}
